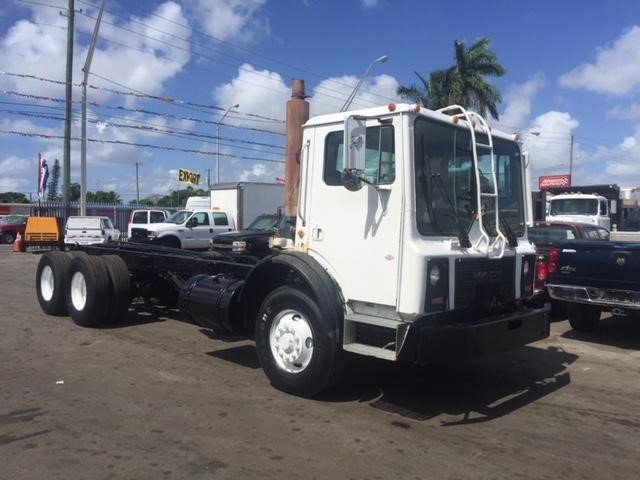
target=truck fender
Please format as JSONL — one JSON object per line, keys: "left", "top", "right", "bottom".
{"left": 238, "top": 251, "right": 345, "bottom": 344}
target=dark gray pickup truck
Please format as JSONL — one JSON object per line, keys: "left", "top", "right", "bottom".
{"left": 546, "top": 233, "right": 640, "bottom": 331}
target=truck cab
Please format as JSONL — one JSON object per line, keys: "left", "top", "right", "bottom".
{"left": 294, "top": 103, "right": 546, "bottom": 363}
{"left": 547, "top": 193, "right": 611, "bottom": 230}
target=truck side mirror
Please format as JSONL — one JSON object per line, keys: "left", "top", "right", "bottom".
{"left": 186, "top": 217, "right": 197, "bottom": 228}
{"left": 342, "top": 116, "right": 366, "bottom": 192}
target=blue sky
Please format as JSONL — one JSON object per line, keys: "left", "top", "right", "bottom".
{"left": 2, "top": 0, "right": 640, "bottom": 202}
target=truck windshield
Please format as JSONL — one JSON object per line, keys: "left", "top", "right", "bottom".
{"left": 414, "top": 116, "right": 525, "bottom": 238}
{"left": 247, "top": 215, "right": 279, "bottom": 231}
{"left": 549, "top": 199, "right": 597, "bottom": 216}
{"left": 165, "top": 211, "right": 192, "bottom": 224}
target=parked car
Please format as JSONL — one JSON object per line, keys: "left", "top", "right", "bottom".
{"left": 529, "top": 221, "right": 609, "bottom": 317}
{"left": 547, "top": 230, "right": 640, "bottom": 331}
{"left": 210, "top": 212, "right": 295, "bottom": 258}
{"left": 127, "top": 209, "right": 171, "bottom": 239}
{"left": 64, "top": 216, "right": 120, "bottom": 246}
{"left": 0, "top": 215, "right": 27, "bottom": 244}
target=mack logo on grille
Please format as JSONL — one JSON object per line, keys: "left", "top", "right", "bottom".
{"left": 473, "top": 270, "right": 501, "bottom": 281}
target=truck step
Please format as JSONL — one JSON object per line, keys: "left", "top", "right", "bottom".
{"left": 343, "top": 313, "right": 408, "bottom": 361}
{"left": 342, "top": 342, "right": 396, "bottom": 361}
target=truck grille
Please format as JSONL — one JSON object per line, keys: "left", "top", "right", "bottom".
{"left": 454, "top": 257, "right": 515, "bottom": 311}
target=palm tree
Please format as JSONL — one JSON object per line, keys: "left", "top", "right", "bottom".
{"left": 397, "top": 38, "right": 505, "bottom": 120}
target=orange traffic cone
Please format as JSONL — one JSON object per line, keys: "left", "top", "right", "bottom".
{"left": 13, "top": 232, "right": 23, "bottom": 253}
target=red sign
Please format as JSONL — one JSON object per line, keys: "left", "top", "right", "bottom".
{"left": 539, "top": 175, "right": 571, "bottom": 190}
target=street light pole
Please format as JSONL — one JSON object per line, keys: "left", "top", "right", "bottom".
{"left": 216, "top": 103, "right": 239, "bottom": 184}
{"left": 340, "top": 55, "right": 389, "bottom": 112}
{"left": 80, "top": 0, "right": 106, "bottom": 215}
{"left": 569, "top": 134, "right": 574, "bottom": 181}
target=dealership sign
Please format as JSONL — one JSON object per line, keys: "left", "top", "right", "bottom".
{"left": 539, "top": 174, "right": 571, "bottom": 190}
{"left": 178, "top": 168, "right": 201, "bottom": 186}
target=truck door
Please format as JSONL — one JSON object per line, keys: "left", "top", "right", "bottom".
{"left": 187, "top": 211, "right": 214, "bottom": 249}
{"left": 301, "top": 118, "right": 402, "bottom": 307}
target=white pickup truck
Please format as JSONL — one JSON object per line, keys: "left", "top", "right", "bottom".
{"left": 128, "top": 209, "right": 234, "bottom": 249}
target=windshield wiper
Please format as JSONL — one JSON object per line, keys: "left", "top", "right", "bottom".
{"left": 499, "top": 211, "right": 518, "bottom": 247}
{"left": 431, "top": 173, "right": 472, "bottom": 248}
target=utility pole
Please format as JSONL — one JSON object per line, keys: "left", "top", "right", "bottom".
{"left": 569, "top": 134, "right": 574, "bottom": 184}
{"left": 135, "top": 161, "right": 140, "bottom": 204}
{"left": 206, "top": 168, "right": 211, "bottom": 189}
{"left": 62, "top": 0, "right": 75, "bottom": 224}
{"left": 80, "top": 0, "right": 106, "bottom": 216}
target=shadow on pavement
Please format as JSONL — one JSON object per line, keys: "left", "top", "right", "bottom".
{"left": 562, "top": 314, "right": 640, "bottom": 350}
{"left": 320, "top": 345, "right": 578, "bottom": 425}
{"left": 97, "top": 301, "right": 179, "bottom": 329}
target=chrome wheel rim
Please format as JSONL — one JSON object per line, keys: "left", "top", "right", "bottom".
{"left": 269, "top": 309, "right": 314, "bottom": 373}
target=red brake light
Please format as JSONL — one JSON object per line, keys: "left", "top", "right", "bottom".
{"left": 548, "top": 248, "right": 559, "bottom": 275}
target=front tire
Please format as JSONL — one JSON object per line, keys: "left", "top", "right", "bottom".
{"left": 1, "top": 232, "right": 16, "bottom": 244}
{"left": 160, "top": 236, "right": 181, "bottom": 249}
{"left": 568, "top": 303, "right": 601, "bottom": 331}
{"left": 255, "top": 286, "right": 343, "bottom": 397}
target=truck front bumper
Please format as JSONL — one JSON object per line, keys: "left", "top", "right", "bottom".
{"left": 547, "top": 283, "right": 640, "bottom": 310}
{"left": 401, "top": 306, "right": 550, "bottom": 365}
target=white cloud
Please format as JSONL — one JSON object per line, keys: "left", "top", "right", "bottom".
{"left": 607, "top": 103, "right": 640, "bottom": 121}
{"left": 309, "top": 74, "right": 399, "bottom": 116}
{"left": 0, "top": 155, "right": 37, "bottom": 192}
{"left": 191, "top": 0, "right": 267, "bottom": 44}
{"left": 498, "top": 74, "right": 545, "bottom": 132}
{"left": 559, "top": 25, "right": 640, "bottom": 96}
{"left": 521, "top": 111, "right": 580, "bottom": 179}
{"left": 213, "top": 63, "right": 289, "bottom": 130}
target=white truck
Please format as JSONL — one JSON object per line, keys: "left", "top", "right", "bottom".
{"left": 546, "top": 193, "right": 611, "bottom": 230}
{"left": 35, "top": 103, "right": 549, "bottom": 398}
{"left": 210, "top": 182, "right": 284, "bottom": 230}
{"left": 129, "top": 209, "right": 235, "bottom": 249}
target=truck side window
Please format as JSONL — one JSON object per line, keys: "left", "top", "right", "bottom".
{"left": 192, "top": 212, "right": 210, "bottom": 226}
{"left": 132, "top": 211, "right": 147, "bottom": 223}
{"left": 212, "top": 213, "right": 229, "bottom": 226}
{"left": 323, "top": 125, "right": 395, "bottom": 186}
{"left": 150, "top": 211, "right": 165, "bottom": 223}
{"left": 599, "top": 201, "right": 607, "bottom": 215}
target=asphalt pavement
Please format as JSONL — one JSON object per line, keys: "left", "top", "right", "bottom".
{"left": 1, "top": 245, "right": 639, "bottom": 479}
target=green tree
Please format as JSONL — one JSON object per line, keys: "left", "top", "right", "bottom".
{"left": 86, "top": 190, "right": 122, "bottom": 204}
{"left": 397, "top": 37, "right": 505, "bottom": 120}
{"left": 0, "top": 192, "right": 29, "bottom": 203}
{"left": 47, "top": 158, "right": 61, "bottom": 201}
{"left": 69, "top": 183, "right": 81, "bottom": 202}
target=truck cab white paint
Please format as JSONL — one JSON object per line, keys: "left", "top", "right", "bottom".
{"left": 296, "top": 104, "right": 537, "bottom": 317}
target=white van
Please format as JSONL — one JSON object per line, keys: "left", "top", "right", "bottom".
{"left": 65, "top": 216, "right": 120, "bottom": 245}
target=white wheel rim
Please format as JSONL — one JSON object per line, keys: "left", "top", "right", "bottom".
{"left": 269, "top": 309, "right": 314, "bottom": 373}
{"left": 70, "top": 271, "right": 87, "bottom": 311}
{"left": 40, "top": 265, "right": 55, "bottom": 302}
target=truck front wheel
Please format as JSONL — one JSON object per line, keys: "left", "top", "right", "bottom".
{"left": 567, "top": 303, "right": 601, "bottom": 331}
{"left": 255, "top": 286, "right": 343, "bottom": 397}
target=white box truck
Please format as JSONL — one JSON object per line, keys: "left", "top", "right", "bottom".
{"left": 210, "top": 182, "right": 284, "bottom": 229}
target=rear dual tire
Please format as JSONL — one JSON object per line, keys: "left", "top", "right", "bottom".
{"left": 36, "top": 252, "right": 131, "bottom": 326}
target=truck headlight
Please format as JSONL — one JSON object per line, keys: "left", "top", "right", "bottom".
{"left": 232, "top": 240, "right": 247, "bottom": 253}
{"left": 429, "top": 265, "right": 441, "bottom": 286}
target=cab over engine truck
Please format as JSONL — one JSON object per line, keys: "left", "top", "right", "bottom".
{"left": 35, "top": 103, "right": 549, "bottom": 398}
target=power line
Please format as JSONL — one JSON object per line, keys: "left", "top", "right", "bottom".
{"left": 0, "top": 88, "right": 285, "bottom": 136}
{"left": 75, "top": 0, "right": 398, "bottom": 107}
{"left": 0, "top": 109, "right": 285, "bottom": 155}
{"left": 0, "top": 128, "right": 285, "bottom": 164}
